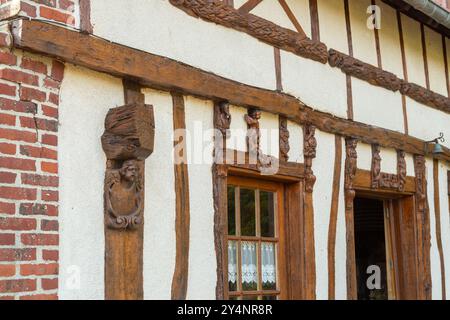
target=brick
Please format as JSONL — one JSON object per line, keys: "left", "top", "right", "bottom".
{"left": 0, "top": 186, "right": 36, "bottom": 201}
{"left": 42, "top": 249, "right": 58, "bottom": 261}
{"left": 0, "top": 32, "right": 11, "bottom": 47}
{"left": 20, "top": 145, "right": 57, "bottom": 160}
{"left": 42, "top": 190, "right": 58, "bottom": 202}
{"left": 21, "top": 173, "right": 59, "bottom": 188}
{"left": 41, "top": 219, "right": 58, "bottom": 231}
{"left": 0, "top": 143, "right": 15, "bottom": 155}
{"left": 0, "top": 52, "right": 17, "bottom": 66}
{"left": 33, "top": 0, "right": 57, "bottom": 7}
{"left": 0, "top": 172, "right": 16, "bottom": 184}
{"left": 0, "top": 248, "right": 36, "bottom": 261}
{"left": 0, "top": 265, "right": 15, "bottom": 277}
{"left": 51, "top": 61, "right": 64, "bottom": 82}
{"left": 20, "top": 117, "right": 58, "bottom": 132}
{"left": 0, "top": 82, "right": 16, "bottom": 96}
{"left": 20, "top": 263, "right": 58, "bottom": 276}
{"left": 0, "top": 217, "right": 37, "bottom": 231}
{"left": 40, "top": 6, "right": 73, "bottom": 25}
{"left": 0, "top": 201, "right": 14, "bottom": 215}
{"left": 21, "top": 233, "right": 59, "bottom": 246}
{"left": 43, "top": 77, "right": 60, "bottom": 90}
{"left": 21, "top": 58, "right": 47, "bottom": 75}
{"left": 0, "top": 233, "right": 15, "bottom": 245}
{"left": 0, "top": 157, "right": 36, "bottom": 171}
{"left": 20, "top": 203, "right": 58, "bottom": 216}
{"left": 0, "top": 128, "right": 37, "bottom": 143}
{"left": 41, "top": 162, "right": 58, "bottom": 174}
{"left": 41, "top": 134, "right": 57, "bottom": 146}
{"left": 20, "top": 2, "right": 37, "bottom": 18}
{"left": 48, "top": 92, "right": 59, "bottom": 106}
{"left": 0, "top": 279, "right": 36, "bottom": 293}
{"left": 20, "top": 86, "right": 46, "bottom": 102}
{"left": 20, "top": 293, "right": 58, "bottom": 300}
{"left": 41, "top": 278, "right": 58, "bottom": 290}
{"left": 0, "top": 295, "right": 14, "bottom": 300}
{"left": 58, "top": 0, "right": 74, "bottom": 11}
{"left": 42, "top": 105, "right": 58, "bottom": 119}
{"left": 0, "top": 69, "right": 39, "bottom": 86}
{"left": 0, "top": 112, "right": 15, "bottom": 126}
{"left": 0, "top": 98, "right": 37, "bottom": 114}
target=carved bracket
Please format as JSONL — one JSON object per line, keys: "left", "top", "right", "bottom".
{"left": 279, "top": 117, "right": 290, "bottom": 162}
{"left": 371, "top": 144, "right": 381, "bottom": 189}
{"left": 345, "top": 138, "right": 358, "bottom": 210}
{"left": 101, "top": 103, "right": 155, "bottom": 230}
{"left": 303, "top": 124, "right": 317, "bottom": 193}
{"left": 370, "top": 145, "right": 408, "bottom": 192}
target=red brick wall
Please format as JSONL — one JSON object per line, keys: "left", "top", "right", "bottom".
{"left": 0, "top": 31, "right": 62, "bottom": 299}
{"left": 0, "top": 0, "right": 78, "bottom": 27}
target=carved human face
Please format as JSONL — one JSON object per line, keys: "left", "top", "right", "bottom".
{"left": 120, "top": 160, "right": 138, "bottom": 183}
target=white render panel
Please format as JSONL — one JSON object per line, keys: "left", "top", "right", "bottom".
{"left": 250, "top": 0, "right": 296, "bottom": 31}
{"left": 142, "top": 88, "right": 176, "bottom": 300}
{"left": 287, "top": 120, "right": 303, "bottom": 163}
{"left": 228, "top": 105, "right": 248, "bottom": 153}
{"left": 90, "top": 0, "right": 276, "bottom": 91}
{"left": 317, "top": 0, "right": 349, "bottom": 54}
{"left": 282, "top": 50, "right": 348, "bottom": 118}
{"left": 58, "top": 65, "right": 124, "bottom": 300}
{"left": 438, "top": 162, "right": 450, "bottom": 298}
{"left": 313, "top": 131, "right": 336, "bottom": 299}
{"left": 424, "top": 26, "right": 447, "bottom": 97}
{"left": 352, "top": 77, "right": 404, "bottom": 133}
{"left": 356, "top": 143, "right": 372, "bottom": 171}
{"left": 380, "top": 147, "right": 397, "bottom": 174}
{"left": 259, "top": 111, "right": 279, "bottom": 158}
{"left": 184, "top": 96, "right": 216, "bottom": 300}
{"left": 285, "top": 0, "right": 312, "bottom": 38}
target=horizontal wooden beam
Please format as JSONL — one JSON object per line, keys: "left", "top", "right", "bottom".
{"left": 10, "top": 19, "right": 450, "bottom": 162}
{"left": 354, "top": 169, "right": 416, "bottom": 194}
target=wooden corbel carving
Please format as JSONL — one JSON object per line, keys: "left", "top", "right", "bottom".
{"left": 101, "top": 103, "right": 155, "bottom": 230}
{"left": 245, "top": 108, "right": 261, "bottom": 158}
{"left": 303, "top": 124, "right": 317, "bottom": 193}
{"left": 279, "top": 117, "right": 290, "bottom": 162}
{"left": 345, "top": 138, "right": 358, "bottom": 210}
{"left": 371, "top": 144, "right": 381, "bottom": 189}
{"left": 397, "top": 150, "right": 407, "bottom": 192}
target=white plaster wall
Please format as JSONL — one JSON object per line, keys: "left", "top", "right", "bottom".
{"left": 438, "top": 161, "right": 450, "bottom": 298}
{"left": 352, "top": 78, "right": 404, "bottom": 133}
{"left": 184, "top": 96, "right": 216, "bottom": 300}
{"left": 313, "top": 131, "right": 336, "bottom": 299}
{"left": 142, "top": 89, "right": 176, "bottom": 300}
{"left": 357, "top": 143, "right": 372, "bottom": 171}
{"left": 376, "top": 0, "right": 404, "bottom": 79}
{"left": 405, "top": 153, "right": 415, "bottom": 177}
{"left": 426, "top": 157, "right": 443, "bottom": 300}
{"left": 250, "top": 0, "right": 296, "bottom": 31}
{"left": 380, "top": 148, "right": 397, "bottom": 174}
{"left": 285, "top": 0, "right": 311, "bottom": 38}
{"left": 233, "top": 0, "right": 247, "bottom": 9}
{"left": 349, "top": 0, "right": 378, "bottom": 66}
{"left": 282, "top": 50, "right": 348, "bottom": 118}
{"left": 58, "top": 65, "right": 125, "bottom": 300}
{"left": 287, "top": 120, "right": 303, "bottom": 163}
{"left": 407, "top": 97, "right": 450, "bottom": 149}
{"left": 335, "top": 137, "right": 347, "bottom": 300}
{"left": 228, "top": 105, "right": 247, "bottom": 152}
{"left": 317, "top": 0, "right": 349, "bottom": 54}
{"left": 424, "top": 26, "right": 447, "bottom": 96}
{"left": 401, "top": 14, "right": 426, "bottom": 87}
{"left": 259, "top": 112, "right": 279, "bottom": 158}
{"left": 90, "top": 0, "right": 276, "bottom": 91}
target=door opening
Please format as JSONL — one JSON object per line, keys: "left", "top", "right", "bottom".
{"left": 354, "top": 197, "right": 393, "bottom": 300}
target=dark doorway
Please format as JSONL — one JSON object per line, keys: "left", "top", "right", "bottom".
{"left": 354, "top": 197, "right": 388, "bottom": 300}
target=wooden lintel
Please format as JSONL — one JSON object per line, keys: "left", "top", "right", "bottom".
{"left": 10, "top": 19, "right": 450, "bottom": 162}
{"left": 354, "top": 169, "right": 416, "bottom": 194}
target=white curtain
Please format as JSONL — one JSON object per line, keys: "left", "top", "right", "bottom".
{"left": 241, "top": 241, "right": 258, "bottom": 285}
{"left": 261, "top": 242, "right": 276, "bottom": 285}
{"left": 228, "top": 241, "right": 237, "bottom": 285}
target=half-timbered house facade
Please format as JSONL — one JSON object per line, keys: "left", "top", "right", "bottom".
{"left": 0, "top": 0, "right": 449, "bottom": 300}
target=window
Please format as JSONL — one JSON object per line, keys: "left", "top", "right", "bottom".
{"left": 226, "top": 176, "right": 284, "bottom": 300}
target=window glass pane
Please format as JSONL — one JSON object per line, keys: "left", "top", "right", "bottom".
{"left": 227, "top": 186, "right": 236, "bottom": 235}
{"left": 261, "top": 242, "right": 277, "bottom": 290}
{"left": 228, "top": 241, "right": 238, "bottom": 292}
{"left": 241, "top": 241, "right": 258, "bottom": 291}
{"left": 242, "top": 296, "right": 259, "bottom": 300}
{"left": 261, "top": 295, "right": 277, "bottom": 300}
{"left": 260, "top": 191, "right": 275, "bottom": 237}
{"left": 240, "top": 188, "right": 256, "bottom": 236}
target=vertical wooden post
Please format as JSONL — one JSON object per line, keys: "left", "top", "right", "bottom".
{"left": 104, "top": 80, "right": 152, "bottom": 300}
{"left": 433, "top": 159, "right": 446, "bottom": 300}
{"left": 171, "top": 93, "right": 191, "bottom": 300}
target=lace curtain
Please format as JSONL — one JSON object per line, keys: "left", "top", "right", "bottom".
{"left": 241, "top": 241, "right": 258, "bottom": 285}
{"left": 261, "top": 242, "right": 276, "bottom": 285}
{"left": 228, "top": 241, "right": 237, "bottom": 285}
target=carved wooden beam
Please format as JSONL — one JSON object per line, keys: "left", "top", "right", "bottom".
{"left": 413, "top": 154, "right": 432, "bottom": 300}
{"left": 400, "top": 82, "right": 450, "bottom": 114}
{"left": 397, "top": 150, "right": 407, "bottom": 192}
{"left": 303, "top": 124, "right": 317, "bottom": 193}
{"left": 279, "top": 116, "right": 290, "bottom": 162}
{"left": 103, "top": 82, "right": 154, "bottom": 300}
{"left": 344, "top": 137, "right": 358, "bottom": 300}
{"left": 371, "top": 144, "right": 382, "bottom": 189}
{"left": 11, "top": 20, "right": 450, "bottom": 162}
{"left": 169, "top": 0, "right": 328, "bottom": 63}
